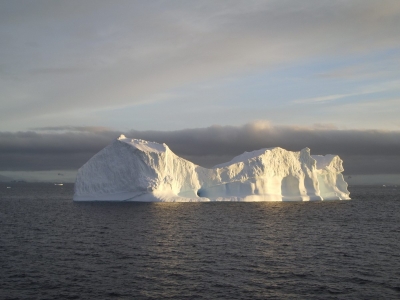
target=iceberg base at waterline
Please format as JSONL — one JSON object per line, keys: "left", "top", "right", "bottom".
{"left": 73, "top": 135, "right": 350, "bottom": 202}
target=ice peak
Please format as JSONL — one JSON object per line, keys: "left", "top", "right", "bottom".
{"left": 213, "top": 147, "right": 280, "bottom": 168}
{"left": 117, "top": 136, "right": 167, "bottom": 153}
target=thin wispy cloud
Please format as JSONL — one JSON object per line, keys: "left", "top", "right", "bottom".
{"left": 318, "top": 66, "right": 395, "bottom": 80}
{"left": 30, "top": 126, "right": 112, "bottom": 133}
{"left": 293, "top": 79, "right": 400, "bottom": 104}
{"left": 293, "top": 93, "right": 357, "bottom": 104}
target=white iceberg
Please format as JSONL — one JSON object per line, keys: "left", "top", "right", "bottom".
{"left": 73, "top": 135, "right": 350, "bottom": 201}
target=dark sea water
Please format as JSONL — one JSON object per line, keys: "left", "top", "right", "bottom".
{"left": 0, "top": 183, "right": 399, "bottom": 300}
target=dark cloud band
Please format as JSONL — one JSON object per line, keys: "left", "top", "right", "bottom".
{"left": 0, "top": 122, "right": 399, "bottom": 174}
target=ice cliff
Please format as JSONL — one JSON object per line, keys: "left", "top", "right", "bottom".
{"left": 73, "top": 135, "right": 350, "bottom": 201}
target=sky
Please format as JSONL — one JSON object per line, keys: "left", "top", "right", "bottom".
{"left": 0, "top": 0, "right": 400, "bottom": 183}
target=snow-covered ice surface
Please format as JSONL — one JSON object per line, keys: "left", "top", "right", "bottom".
{"left": 73, "top": 135, "right": 350, "bottom": 201}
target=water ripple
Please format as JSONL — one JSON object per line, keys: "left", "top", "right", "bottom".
{"left": 0, "top": 184, "right": 399, "bottom": 299}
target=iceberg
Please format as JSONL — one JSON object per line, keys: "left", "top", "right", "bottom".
{"left": 73, "top": 135, "right": 350, "bottom": 201}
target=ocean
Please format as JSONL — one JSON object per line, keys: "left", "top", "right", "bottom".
{"left": 0, "top": 183, "right": 399, "bottom": 299}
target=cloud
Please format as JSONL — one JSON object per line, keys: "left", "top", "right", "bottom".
{"left": 0, "top": 121, "right": 399, "bottom": 175}
{"left": 293, "top": 93, "right": 357, "bottom": 104}
{"left": 318, "top": 65, "right": 395, "bottom": 80}
{"left": 292, "top": 79, "right": 400, "bottom": 104}
{"left": 30, "top": 126, "right": 112, "bottom": 133}
{"left": 1, "top": 0, "right": 400, "bottom": 126}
